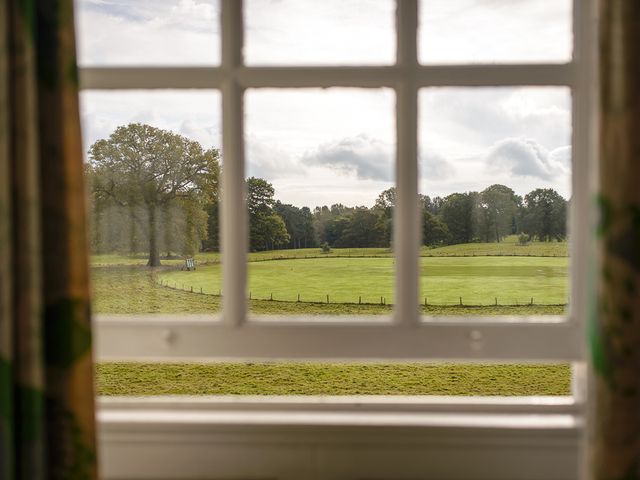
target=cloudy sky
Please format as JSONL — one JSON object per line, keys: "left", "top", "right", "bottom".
{"left": 76, "top": 0, "right": 572, "bottom": 208}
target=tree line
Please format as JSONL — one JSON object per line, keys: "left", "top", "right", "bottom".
{"left": 87, "top": 124, "right": 567, "bottom": 266}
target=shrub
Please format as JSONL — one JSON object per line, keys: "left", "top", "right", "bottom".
{"left": 321, "top": 242, "right": 331, "bottom": 254}
{"left": 518, "top": 233, "right": 531, "bottom": 246}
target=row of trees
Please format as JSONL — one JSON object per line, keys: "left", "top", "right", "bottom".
{"left": 87, "top": 124, "right": 567, "bottom": 266}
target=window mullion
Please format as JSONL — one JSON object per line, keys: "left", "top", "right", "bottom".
{"left": 221, "top": 0, "right": 247, "bottom": 326}
{"left": 394, "top": 0, "right": 420, "bottom": 326}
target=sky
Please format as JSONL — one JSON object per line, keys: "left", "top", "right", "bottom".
{"left": 76, "top": 0, "right": 573, "bottom": 208}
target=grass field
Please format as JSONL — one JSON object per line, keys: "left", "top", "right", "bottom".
{"left": 91, "top": 236, "right": 567, "bottom": 267}
{"left": 94, "top": 265, "right": 566, "bottom": 315}
{"left": 93, "top": 241, "right": 570, "bottom": 396}
{"left": 157, "top": 256, "right": 567, "bottom": 306}
{"left": 97, "top": 363, "right": 571, "bottom": 396}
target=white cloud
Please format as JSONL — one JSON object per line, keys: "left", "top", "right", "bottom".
{"left": 246, "top": 135, "right": 302, "bottom": 179}
{"left": 419, "top": 0, "right": 572, "bottom": 64}
{"left": 486, "top": 138, "right": 558, "bottom": 181}
{"left": 302, "top": 135, "right": 393, "bottom": 181}
{"left": 76, "top": 2, "right": 574, "bottom": 205}
{"left": 75, "top": 0, "right": 221, "bottom": 65}
{"left": 79, "top": 90, "right": 221, "bottom": 154}
{"left": 420, "top": 152, "right": 456, "bottom": 180}
{"left": 245, "top": 0, "right": 395, "bottom": 65}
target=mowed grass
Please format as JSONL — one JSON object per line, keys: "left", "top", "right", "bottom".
{"left": 92, "top": 242, "right": 570, "bottom": 397}
{"left": 90, "top": 237, "right": 567, "bottom": 267}
{"left": 93, "top": 266, "right": 564, "bottom": 315}
{"left": 422, "top": 237, "right": 567, "bottom": 257}
{"left": 158, "top": 256, "right": 567, "bottom": 305}
{"left": 92, "top": 266, "right": 221, "bottom": 314}
{"left": 96, "top": 363, "right": 571, "bottom": 396}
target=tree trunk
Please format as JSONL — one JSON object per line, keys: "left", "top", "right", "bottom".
{"left": 147, "top": 205, "right": 161, "bottom": 267}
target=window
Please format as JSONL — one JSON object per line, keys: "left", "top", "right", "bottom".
{"left": 79, "top": 0, "right": 597, "bottom": 477}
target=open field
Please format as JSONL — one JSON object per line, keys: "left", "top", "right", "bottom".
{"left": 92, "top": 242, "right": 570, "bottom": 396}
{"left": 157, "top": 256, "right": 567, "bottom": 306}
{"left": 90, "top": 237, "right": 567, "bottom": 267}
{"left": 94, "top": 265, "right": 566, "bottom": 315}
{"left": 97, "top": 363, "right": 571, "bottom": 396}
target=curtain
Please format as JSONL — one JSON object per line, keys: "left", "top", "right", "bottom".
{"left": 594, "top": 1, "right": 640, "bottom": 479}
{"left": 0, "top": 0, "right": 97, "bottom": 479}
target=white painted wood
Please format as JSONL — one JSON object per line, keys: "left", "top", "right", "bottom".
{"left": 572, "top": 0, "right": 600, "bottom": 478}
{"left": 98, "top": 395, "right": 579, "bottom": 415}
{"left": 79, "top": 64, "right": 575, "bottom": 90}
{"left": 97, "top": 400, "right": 581, "bottom": 480}
{"left": 94, "top": 314, "right": 581, "bottom": 362}
{"left": 393, "top": 0, "right": 420, "bottom": 327}
{"left": 79, "top": 67, "right": 226, "bottom": 89}
{"left": 220, "top": 0, "right": 247, "bottom": 326}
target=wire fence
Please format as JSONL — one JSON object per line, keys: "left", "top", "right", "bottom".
{"left": 154, "top": 277, "right": 568, "bottom": 308}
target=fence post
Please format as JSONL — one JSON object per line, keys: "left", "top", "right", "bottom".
{"left": 495, "top": 297, "right": 498, "bottom": 306}
{"left": 424, "top": 297, "right": 427, "bottom": 306}
{"left": 326, "top": 294, "right": 329, "bottom": 304}
{"left": 530, "top": 297, "right": 534, "bottom": 305}
{"left": 359, "top": 296, "right": 361, "bottom": 304}
{"left": 270, "top": 293, "right": 273, "bottom": 301}
{"left": 297, "top": 293, "right": 300, "bottom": 302}
{"left": 459, "top": 296, "right": 463, "bottom": 306}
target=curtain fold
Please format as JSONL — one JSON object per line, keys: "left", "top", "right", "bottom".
{"left": 594, "top": 1, "right": 640, "bottom": 479}
{"left": 0, "top": 1, "right": 97, "bottom": 479}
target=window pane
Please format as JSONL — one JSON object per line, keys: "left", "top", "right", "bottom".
{"left": 74, "top": 0, "right": 221, "bottom": 66}
{"left": 419, "top": 0, "right": 572, "bottom": 64}
{"left": 81, "top": 90, "right": 222, "bottom": 314}
{"left": 245, "top": 0, "right": 395, "bottom": 65}
{"left": 245, "top": 88, "right": 396, "bottom": 314}
{"left": 419, "top": 87, "right": 571, "bottom": 314}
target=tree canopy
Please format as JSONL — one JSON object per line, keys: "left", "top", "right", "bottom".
{"left": 87, "top": 125, "right": 568, "bottom": 260}
{"left": 88, "top": 123, "right": 219, "bottom": 266}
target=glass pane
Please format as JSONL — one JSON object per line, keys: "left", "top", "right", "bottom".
{"left": 419, "top": 0, "right": 572, "bottom": 64}
{"left": 245, "top": 0, "right": 395, "bottom": 65}
{"left": 74, "top": 0, "right": 221, "bottom": 66}
{"left": 419, "top": 87, "right": 571, "bottom": 314}
{"left": 81, "top": 90, "right": 222, "bottom": 314}
{"left": 245, "top": 88, "right": 395, "bottom": 314}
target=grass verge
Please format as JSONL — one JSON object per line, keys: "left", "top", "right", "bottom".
{"left": 96, "top": 363, "right": 571, "bottom": 396}
{"left": 93, "top": 266, "right": 565, "bottom": 315}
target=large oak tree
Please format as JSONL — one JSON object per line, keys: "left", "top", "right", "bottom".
{"left": 88, "top": 123, "right": 219, "bottom": 266}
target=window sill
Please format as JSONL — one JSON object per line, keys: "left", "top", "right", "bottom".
{"left": 98, "top": 396, "right": 582, "bottom": 480}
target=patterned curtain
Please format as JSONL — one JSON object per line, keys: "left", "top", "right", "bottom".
{"left": 593, "top": 1, "right": 640, "bottom": 479}
{"left": 0, "top": 0, "right": 97, "bottom": 479}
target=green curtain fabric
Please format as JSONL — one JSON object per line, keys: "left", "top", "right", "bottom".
{"left": 594, "top": 1, "right": 640, "bottom": 479}
{"left": 0, "top": 1, "right": 97, "bottom": 479}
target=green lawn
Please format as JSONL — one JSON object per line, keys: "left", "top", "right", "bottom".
{"left": 90, "top": 237, "right": 567, "bottom": 267}
{"left": 157, "top": 256, "right": 567, "bottom": 306}
{"left": 94, "top": 265, "right": 565, "bottom": 315}
{"left": 97, "top": 363, "right": 571, "bottom": 396}
{"left": 422, "top": 236, "right": 567, "bottom": 257}
{"left": 93, "top": 243, "right": 570, "bottom": 396}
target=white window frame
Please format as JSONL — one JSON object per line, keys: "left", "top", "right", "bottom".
{"left": 83, "top": 0, "right": 598, "bottom": 478}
